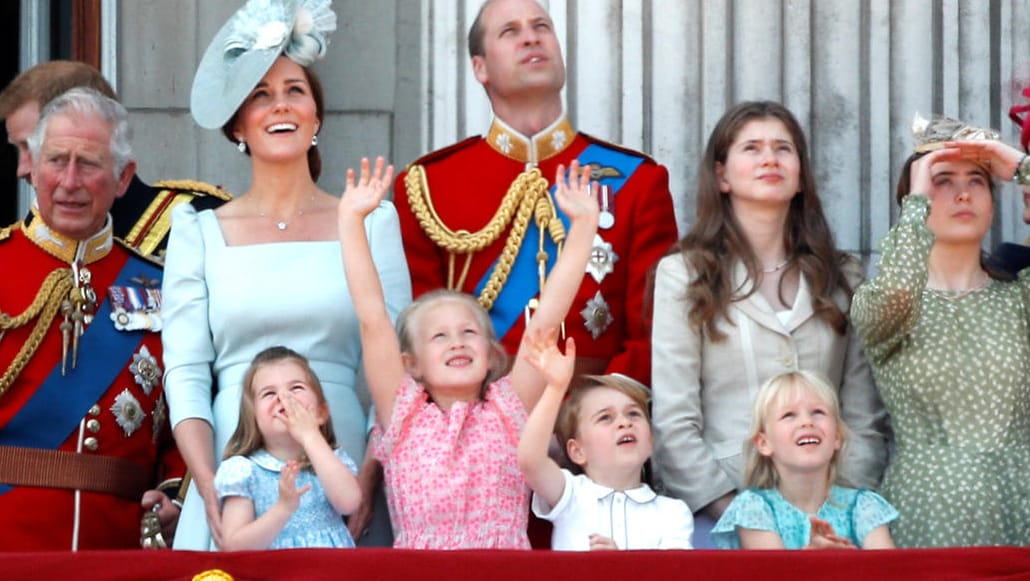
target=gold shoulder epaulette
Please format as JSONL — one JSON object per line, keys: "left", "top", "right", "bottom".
{"left": 0, "top": 224, "right": 11, "bottom": 243}
{"left": 153, "top": 179, "right": 233, "bottom": 201}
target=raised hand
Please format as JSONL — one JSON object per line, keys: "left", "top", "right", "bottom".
{"left": 944, "top": 139, "right": 1025, "bottom": 181}
{"left": 338, "top": 156, "right": 395, "bottom": 222}
{"left": 276, "top": 460, "right": 312, "bottom": 514}
{"left": 521, "top": 327, "right": 576, "bottom": 392}
{"left": 553, "top": 160, "right": 600, "bottom": 224}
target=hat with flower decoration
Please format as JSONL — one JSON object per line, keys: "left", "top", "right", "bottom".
{"left": 190, "top": 0, "right": 336, "bottom": 130}
{"left": 911, "top": 111, "right": 1001, "bottom": 153}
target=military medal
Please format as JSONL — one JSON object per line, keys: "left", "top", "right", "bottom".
{"left": 598, "top": 184, "right": 615, "bottom": 229}
{"left": 581, "top": 291, "right": 613, "bottom": 339}
{"left": 109, "top": 283, "right": 163, "bottom": 332}
{"left": 586, "top": 234, "right": 618, "bottom": 284}
{"left": 130, "top": 346, "right": 162, "bottom": 395}
{"left": 111, "top": 388, "right": 144, "bottom": 437}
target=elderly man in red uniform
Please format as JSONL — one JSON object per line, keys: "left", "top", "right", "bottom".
{"left": 0, "top": 88, "right": 183, "bottom": 550}
{"left": 395, "top": 0, "right": 677, "bottom": 386}
{"left": 0, "top": 60, "right": 230, "bottom": 262}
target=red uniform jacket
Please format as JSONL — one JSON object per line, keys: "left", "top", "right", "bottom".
{"left": 0, "top": 214, "right": 184, "bottom": 550}
{"left": 395, "top": 117, "right": 678, "bottom": 385}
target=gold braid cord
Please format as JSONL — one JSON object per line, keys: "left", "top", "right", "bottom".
{"left": 0, "top": 269, "right": 74, "bottom": 396}
{"left": 406, "top": 164, "right": 557, "bottom": 310}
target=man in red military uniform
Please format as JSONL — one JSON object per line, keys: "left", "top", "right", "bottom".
{"left": 395, "top": 0, "right": 677, "bottom": 386}
{"left": 0, "top": 88, "right": 184, "bottom": 550}
{"left": 0, "top": 60, "right": 231, "bottom": 263}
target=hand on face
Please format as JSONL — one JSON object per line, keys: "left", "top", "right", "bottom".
{"left": 338, "top": 156, "right": 394, "bottom": 224}
{"left": 520, "top": 327, "right": 576, "bottom": 391}
{"left": 276, "top": 460, "right": 312, "bottom": 514}
{"left": 278, "top": 390, "right": 322, "bottom": 444}
{"left": 553, "top": 160, "right": 600, "bottom": 225}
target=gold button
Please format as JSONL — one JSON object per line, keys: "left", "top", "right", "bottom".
{"left": 782, "top": 356, "right": 793, "bottom": 367}
{"left": 83, "top": 437, "right": 99, "bottom": 451}
{"left": 86, "top": 419, "right": 101, "bottom": 433}
{"left": 88, "top": 405, "right": 101, "bottom": 416}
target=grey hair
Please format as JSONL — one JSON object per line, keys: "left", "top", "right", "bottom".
{"left": 27, "top": 87, "right": 133, "bottom": 174}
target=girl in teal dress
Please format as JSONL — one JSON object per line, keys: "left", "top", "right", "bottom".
{"left": 851, "top": 117, "right": 1030, "bottom": 547}
{"left": 712, "top": 371, "right": 897, "bottom": 549}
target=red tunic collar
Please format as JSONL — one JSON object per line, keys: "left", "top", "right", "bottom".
{"left": 484, "top": 114, "right": 575, "bottom": 165}
{"left": 20, "top": 207, "right": 114, "bottom": 265}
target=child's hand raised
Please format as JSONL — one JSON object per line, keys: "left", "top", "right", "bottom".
{"left": 553, "top": 160, "right": 600, "bottom": 225}
{"left": 276, "top": 460, "right": 312, "bottom": 514}
{"left": 338, "top": 156, "right": 395, "bottom": 223}
{"left": 521, "top": 328, "right": 576, "bottom": 392}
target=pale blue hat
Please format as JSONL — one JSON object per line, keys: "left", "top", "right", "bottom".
{"left": 190, "top": 0, "right": 336, "bottom": 129}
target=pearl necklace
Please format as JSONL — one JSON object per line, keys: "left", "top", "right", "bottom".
{"left": 761, "top": 257, "right": 791, "bottom": 273}
{"left": 256, "top": 194, "right": 315, "bottom": 231}
{"left": 926, "top": 277, "right": 992, "bottom": 301}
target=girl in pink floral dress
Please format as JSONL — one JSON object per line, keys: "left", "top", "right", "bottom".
{"left": 337, "top": 157, "right": 599, "bottom": 549}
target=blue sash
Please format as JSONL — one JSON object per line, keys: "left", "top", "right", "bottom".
{"left": 475, "top": 143, "right": 645, "bottom": 339}
{"left": 0, "top": 254, "right": 160, "bottom": 495}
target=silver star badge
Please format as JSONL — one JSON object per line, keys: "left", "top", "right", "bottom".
{"left": 111, "top": 389, "right": 144, "bottom": 437}
{"left": 130, "top": 345, "right": 162, "bottom": 395}
{"left": 581, "top": 291, "right": 614, "bottom": 339}
{"left": 586, "top": 234, "right": 618, "bottom": 284}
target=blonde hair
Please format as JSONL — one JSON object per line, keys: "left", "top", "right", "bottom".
{"left": 224, "top": 346, "right": 337, "bottom": 465}
{"left": 744, "top": 370, "right": 850, "bottom": 489}
{"left": 395, "top": 289, "right": 510, "bottom": 394}
{"left": 556, "top": 374, "right": 652, "bottom": 473}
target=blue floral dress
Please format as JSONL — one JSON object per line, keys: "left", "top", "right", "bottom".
{"left": 215, "top": 448, "right": 359, "bottom": 549}
{"left": 711, "top": 486, "right": 898, "bottom": 549}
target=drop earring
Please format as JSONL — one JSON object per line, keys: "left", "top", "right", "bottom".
{"left": 311, "top": 134, "right": 318, "bottom": 147}
{"left": 237, "top": 140, "right": 247, "bottom": 154}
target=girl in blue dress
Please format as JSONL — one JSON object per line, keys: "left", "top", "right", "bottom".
{"left": 214, "top": 346, "right": 363, "bottom": 550}
{"left": 711, "top": 370, "right": 897, "bottom": 549}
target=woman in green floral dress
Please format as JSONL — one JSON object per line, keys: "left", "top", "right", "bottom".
{"left": 851, "top": 118, "right": 1030, "bottom": 547}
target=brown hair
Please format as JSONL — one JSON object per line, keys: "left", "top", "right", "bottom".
{"left": 743, "top": 370, "right": 850, "bottom": 489}
{"left": 895, "top": 151, "right": 1005, "bottom": 280}
{"left": 224, "top": 346, "right": 337, "bottom": 464}
{"left": 395, "top": 289, "right": 510, "bottom": 395}
{"left": 0, "top": 60, "right": 117, "bottom": 119}
{"left": 467, "top": 0, "right": 497, "bottom": 58}
{"left": 220, "top": 61, "right": 324, "bottom": 182}
{"left": 675, "top": 101, "right": 851, "bottom": 341}
{"left": 555, "top": 374, "right": 652, "bottom": 473}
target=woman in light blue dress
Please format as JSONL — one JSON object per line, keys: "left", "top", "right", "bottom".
{"left": 162, "top": 0, "right": 410, "bottom": 549}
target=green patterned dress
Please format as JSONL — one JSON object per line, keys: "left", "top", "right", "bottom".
{"left": 851, "top": 194, "right": 1030, "bottom": 547}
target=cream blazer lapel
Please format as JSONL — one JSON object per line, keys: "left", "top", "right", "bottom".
{"left": 728, "top": 261, "right": 816, "bottom": 336}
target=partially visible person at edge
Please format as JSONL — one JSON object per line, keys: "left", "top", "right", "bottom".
{"left": 0, "top": 88, "right": 184, "bottom": 550}
{"left": 393, "top": 0, "right": 678, "bottom": 388}
{"left": 162, "top": 0, "right": 410, "bottom": 550}
{"left": 988, "top": 80, "right": 1030, "bottom": 276}
{"left": 650, "top": 101, "right": 889, "bottom": 547}
{"left": 850, "top": 114, "right": 1030, "bottom": 547}
{"left": 0, "top": 60, "right": 230, "bottom": 262}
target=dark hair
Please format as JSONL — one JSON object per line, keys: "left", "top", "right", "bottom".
{"left": 895, "top": 151, "right": 1006, "bottom": 279}
{"left": 224, "top": 346, "right": 337, "bottom": 465}
{"left": 676, "top": 100, "right": 851, "bottom": 340}
{"left": 220, "top": 61, "right": 324, "bottom": 182}
{"left": 0, "top": 60, "right": 117, "bottom": 119}
{"left": 467, "top": 0, "right": 496, "bottom": 58}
